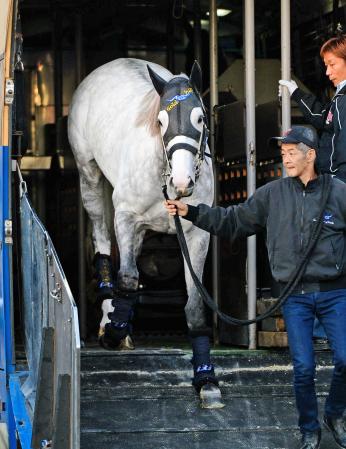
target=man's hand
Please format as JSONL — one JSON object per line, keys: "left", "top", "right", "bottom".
{"left": 164, "top": 199, "right": 188, "bottom": 216}
{"left": 279, "top": 79, "right": 298, "bottom": 96}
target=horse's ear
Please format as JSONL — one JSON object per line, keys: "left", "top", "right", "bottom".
{"left": 189, "top": 60, "right": 202, "bottom": 93}
{"left": 147, "top": 65, "right": 167, "bottom": 96}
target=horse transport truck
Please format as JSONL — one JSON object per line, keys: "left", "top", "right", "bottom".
{"left": 0, "top": 1, "right": 339, "bottom": 449}
{"left": 1, "top": 2, "right": 80, "bottom": 448}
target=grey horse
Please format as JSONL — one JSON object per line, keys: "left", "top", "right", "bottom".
{"left": 68, "top": 58, "right": 223, "bottom": 408}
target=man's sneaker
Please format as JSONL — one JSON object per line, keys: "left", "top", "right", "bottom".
{"left": 323, "top": 415, "right": 346, "bottom": 448}
{"left": 299, "top": 429, "right": 321, "bottom": 449}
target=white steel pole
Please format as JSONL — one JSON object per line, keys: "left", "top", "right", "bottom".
{"left": 281, "top": 0, "right": 291, "bottom": 132}
{"left": 244, "top": 0, "right": 257, "bottom": 349}
{"left": 209, "top": 0, "right": 220, "bottom": 345}
{"left": 75, "top": 14, "right": 87, "bottom": 341}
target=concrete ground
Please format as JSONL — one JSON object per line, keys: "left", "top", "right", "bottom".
{"left": 80, "top": 343, "right": 338, "bottom": 449}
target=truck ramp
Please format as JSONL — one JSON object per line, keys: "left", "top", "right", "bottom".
{"left": 81, "top": 347, "right": 336, "bottom": 449}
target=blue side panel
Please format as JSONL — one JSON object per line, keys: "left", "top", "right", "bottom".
{"left": 0, "top": 146, "right": 16, "bottom": 448}
{"left": 0, "top": 146, "right": 7, "bottom": 419}
{"left": 9, "top": 374, "right": 32, "bottom": 449}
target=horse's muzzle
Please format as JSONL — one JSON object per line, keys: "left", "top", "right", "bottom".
{"left": 171, "top": 177, "right": 194, "bottom": 198}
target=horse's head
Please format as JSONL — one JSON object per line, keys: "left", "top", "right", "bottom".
{"left": 148, "top": 62, "right": 208, "bottom": 198}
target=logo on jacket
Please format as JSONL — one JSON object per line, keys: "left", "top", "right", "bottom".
{"left": 326, "top": 110, "right": 333, "bottom": 124}
{"left": 323, "top": 213, "right": 334, "bottom": 225}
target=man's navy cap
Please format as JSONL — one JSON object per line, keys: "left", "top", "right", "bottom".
{"left": 270, "top": 126, "right": 318, "bottom": 150}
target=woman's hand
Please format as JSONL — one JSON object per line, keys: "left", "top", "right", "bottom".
{"left": 279, "top": 79, "right": 298, "bottom": 96}
{"left": 164, "top": 200, "right": 188, "bottom": 216}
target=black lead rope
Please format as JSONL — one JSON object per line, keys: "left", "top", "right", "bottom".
{"left": 163, "top": 174, "right": 332, "bottom": 326}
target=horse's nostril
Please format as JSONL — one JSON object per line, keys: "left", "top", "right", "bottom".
{"left": 187, "top": 178, "right": 194, "bottom": 189}
{"left": 175, "top": 187, "right": 193, "bottom": 198}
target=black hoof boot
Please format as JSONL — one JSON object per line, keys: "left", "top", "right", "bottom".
{"left": 98, "top": 291, "right": 137, "bottom": 350}
{"left": 93, "top": 253, "right": 115, "bottom": 300}
{"left": 190, "top": 334, "right": 224, "bottom": 409}
{"left": 190, "top": 334, "right": 217, "bottom": 391}
{"left": 99, "top": 323, "right": 134, "bottom": 350}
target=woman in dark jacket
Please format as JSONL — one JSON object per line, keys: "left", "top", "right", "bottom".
{"left": 280, "top": 34, "right": 346, "bottom": 183}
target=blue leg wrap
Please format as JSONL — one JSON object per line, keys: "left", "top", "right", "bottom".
{"left": 190, "top": 335, "right": 218, "bottom": 391}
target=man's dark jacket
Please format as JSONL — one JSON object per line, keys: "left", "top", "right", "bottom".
{"left": 185, "top": 175, "right": 346, "bottom": 293}
{"left": 292, "top": 86, "right": 346, "bottom": 182}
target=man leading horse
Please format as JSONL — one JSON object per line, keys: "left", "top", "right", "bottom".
{"left": 165, "top": 126, "right": 346, "bottom": 449}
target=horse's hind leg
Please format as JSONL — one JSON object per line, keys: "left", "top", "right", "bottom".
{"left": 78, "top": 160, "right": 115, "bottom": 301}
{"left": 79, "top": 160, "right": 112, "bottom": 256}
{"left": 183, "top": 228, "right": 224, "bottom": 408}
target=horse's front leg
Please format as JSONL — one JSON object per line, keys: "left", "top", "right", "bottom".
{"left": 184, "top": 227, "right": 224, "bottom": 409}
{"left": 115, "top": 211, "right": 142, "bottom": 292}
{"left": 100, "top": 211, "right": 144, "bottom": 350}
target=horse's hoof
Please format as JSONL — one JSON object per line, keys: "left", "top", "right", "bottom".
{"left": 118, "top": 335, "right": 135, "bottom": 350}
{"left": 98, "top": 333, "right": 134, "bottom": 350}
{"left": 98, "top": 333, "right": 114, "bottom": 350}
{"left": 199, "top": 383, "right": 225, "bottom": 409}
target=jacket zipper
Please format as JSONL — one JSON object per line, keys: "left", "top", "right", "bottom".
{"left": 300, "top": 190, "right": 306, "bottom": 294}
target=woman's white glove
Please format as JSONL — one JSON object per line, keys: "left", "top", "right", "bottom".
{"left": 279, "top": 79, "right": 298, "bottom": 96}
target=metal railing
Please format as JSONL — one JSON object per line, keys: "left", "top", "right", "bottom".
{"left": 18, "top": 166, "right": 80, "bottom": 449}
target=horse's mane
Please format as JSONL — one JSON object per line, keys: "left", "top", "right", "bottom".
{"left": 135, "top": 88, "right": 161, "bottom": 137}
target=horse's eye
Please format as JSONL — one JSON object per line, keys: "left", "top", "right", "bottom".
{"left": 198, "top": 116, "right": 203, "bottom": 124}
{"left": 158, "top": 119, "right": 163, "bottom": 126}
